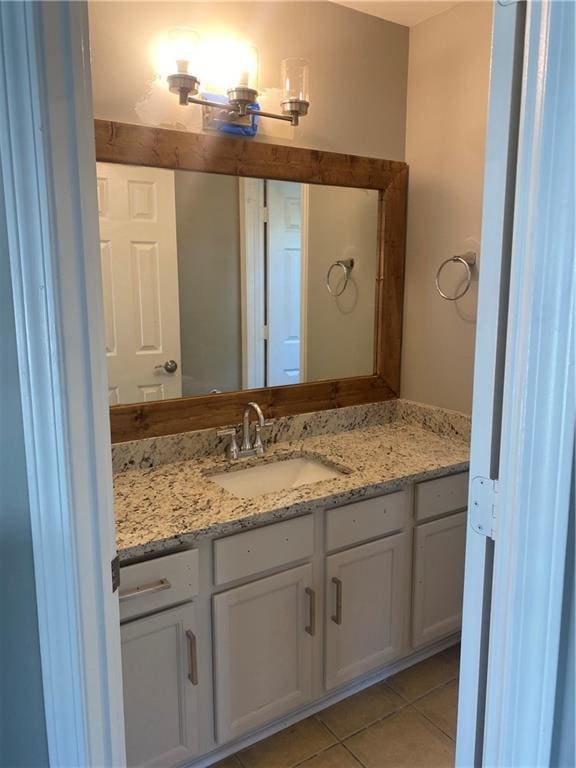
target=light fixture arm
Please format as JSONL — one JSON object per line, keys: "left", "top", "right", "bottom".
{"left": 168, "top": 70, "right": 309, "bottom": 129}
{"left": 184, "top": 94, "right": 306, "bottom": 126}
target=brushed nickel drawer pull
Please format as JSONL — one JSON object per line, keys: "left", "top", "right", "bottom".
{"left": 305, "top": 587, "right": 316, "bottom": 636}
{"left": 331, "top": 577, "right": 343, "bottom": 625}
{"left": 186, "top": 630, "right": 198, "bottom": 685}
{"left": 118, "top": 578, "right": 171, "bottom": 602}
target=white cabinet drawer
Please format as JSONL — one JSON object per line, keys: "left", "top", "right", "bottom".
{"left": 325, "top": 491, "right": 407, "bottom": 552}
{"left": 120, "top": 549, "right": 199, "bottom": 622}
{"left": 415, "top": 472, "right": 469, "bottom": 522}
{"left": 213, "top": 515, "right": 313, "bottom": 585}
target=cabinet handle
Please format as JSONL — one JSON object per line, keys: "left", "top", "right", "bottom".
{"left": 186, "top": 630, "right": 198, "bottom": 685}
{"left": 305, "top": 587, "right": 316, "bottom": 636}
{"left": 118, "top": 578, "right": 171, "bottom": 602}
{"left": 331, "top": 577, "right": 343, "bottom": 625}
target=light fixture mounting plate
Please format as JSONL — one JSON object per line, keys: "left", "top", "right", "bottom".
{"left": 202, "top": 104, "right": 254, "bottom": 131}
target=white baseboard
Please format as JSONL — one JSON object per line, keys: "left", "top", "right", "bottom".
{"left": 185, "top": 633, "right": 460, "bottom": 768}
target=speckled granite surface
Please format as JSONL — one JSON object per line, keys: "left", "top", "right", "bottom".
{"left": 114, "top": 400, "right": 470, "bottom": 563}
{"left": 111, "top": 399, "right": 470, "bottom": 474}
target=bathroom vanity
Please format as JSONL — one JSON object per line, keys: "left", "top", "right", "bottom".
{"left": 97, "top": 121, "right": 469, "bottom": 768}
{"left": 114, "top": 400, "right": 469, "bottom": 768}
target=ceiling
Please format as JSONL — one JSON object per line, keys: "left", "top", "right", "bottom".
{"left": 333, "top": 1, "right": 460, "bottom": 27}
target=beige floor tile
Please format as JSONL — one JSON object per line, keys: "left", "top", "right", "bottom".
{"left": 344, "top": 707, "right": 455, "bottom": 768}
{"left": 213, "top": 756, "right": 243, "bottom": 768}
{"left": 414, "top": 679, "right": 458, "bottom": 739}
{"left": 239, "top": 716, "right": 337, "bottom": 768}
{"left": 296, "top": 744, "right": 363, "bottom": 768}
{"left": 318, "top": 683, "right": 405, "bottom": 740}
{"left": 386, "top": 653, "right": 457, "bottom": 702}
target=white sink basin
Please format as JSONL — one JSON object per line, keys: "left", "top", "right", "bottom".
{"left": 209, "top": 457, "right": 343, "bottom": 499}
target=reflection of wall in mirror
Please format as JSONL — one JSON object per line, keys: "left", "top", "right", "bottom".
{"left": 306, "top": 187, "right": 379, "bottom": 381}
{"left": 174, "top": 171, "right": 242, "bottom": 396}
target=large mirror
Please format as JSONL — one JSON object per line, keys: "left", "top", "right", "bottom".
{"left": 98, "top": 162, "right": 379, "bottom": 406}
{"left": 95, "top": 120, "right": 407, "bottom": 441}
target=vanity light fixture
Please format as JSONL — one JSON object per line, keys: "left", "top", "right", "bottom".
{"left": 166, "top": 31, "right": 310, "bottom": 128}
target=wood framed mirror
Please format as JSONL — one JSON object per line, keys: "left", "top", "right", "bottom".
{"left": 95, "top": 120, "right": 408, "bottom": 443}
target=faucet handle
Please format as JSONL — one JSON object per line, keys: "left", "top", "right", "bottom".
{"left": 263, "top": 419, "right": 275, "bottom": 428}
{"left": 217, "top": 427, "right": 240, "bottom": 460}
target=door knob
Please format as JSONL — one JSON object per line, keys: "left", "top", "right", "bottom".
{"left": 154, "top": 360, "right": 178, "bottom": 374}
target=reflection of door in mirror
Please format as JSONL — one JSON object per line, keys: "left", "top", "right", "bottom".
{"left": 267, "top": 180, "right": 304, "bottom": 387}
{"left": 97, "top": 163, "right": 182, "bottom": 405}
{"left": 98, "top": 163, "right": 379, "bottom": 407}
{"left": 240, "top": 179, "right": 307, "bottom": 389}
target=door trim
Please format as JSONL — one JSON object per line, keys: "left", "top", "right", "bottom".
{"left": 0, "top": 3, "right": 125, "bottom": 765}
{"left": 456, "top": 1, "right": 526, "bottom": 763}
{"left": 482, "top": 1, "right": 575, "bottom": 764}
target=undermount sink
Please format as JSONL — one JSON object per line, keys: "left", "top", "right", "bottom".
{"left": 209, "top": 457, "right": 343, "bottom": 499}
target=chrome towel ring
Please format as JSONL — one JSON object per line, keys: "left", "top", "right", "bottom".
{"left": 435, "top": 251, "right": 476, "bottom": 301}
{"left": 326, "top": 258, "right": 354, "bottom": 297}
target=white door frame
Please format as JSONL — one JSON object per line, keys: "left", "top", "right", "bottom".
{"left": 299, "top": 183, "right": 310, "bottom": 383}
{"left": 456, "top": 1, "right": 526, "bottom": 762}
{"left": 457, "top": 0, "right": 575, "bottom": 764}
{"left": 239, "top": 177, "right": 266, "bottom": 389}
{"left": 481, "top": 0, "right": 574, "bottom": 763}
{"left": 0, "top": 3, "right": 125, "bottom": 766}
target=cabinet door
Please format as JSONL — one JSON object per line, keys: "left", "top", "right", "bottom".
{"left": 325, "top": 532, "right": 410, "bottom": 690}
{"left": 121, "top": 603, "right": 200, "bottom": 767}
{"left": 213, "top": 564, "right": 315, "bottom": 742}
{"left": 412, "top": 511, "right": 466, "bottom": 647}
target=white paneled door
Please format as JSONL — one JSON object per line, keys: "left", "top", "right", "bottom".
{"left": 97, "top": 163, "right": 182, "bottom": 404}
{"left": 267, "top": 180, "right": 302, "bottom": 386}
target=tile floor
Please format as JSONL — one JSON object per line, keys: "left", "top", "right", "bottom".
{"left": 214, "top": 645, "right": 460, "bottom": 768}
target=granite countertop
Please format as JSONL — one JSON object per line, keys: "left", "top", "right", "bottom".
{"left": 115, "top": 418, "right": 469, "bottom": 563}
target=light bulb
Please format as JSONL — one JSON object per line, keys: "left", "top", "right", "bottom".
{"left": 169, "top": 28, "right": 199, "bottom": 76}
{"left": 153, "top": 28, "right": 200, "bottom": 80}
{"left": 199, "top": 39, "right": 258, "bottom": 94}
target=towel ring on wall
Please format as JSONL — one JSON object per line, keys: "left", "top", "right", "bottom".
{"left": 435, "top": 251, "right": 477, "bottom": 301}
{"left": 326, "top": 258, "right": 355, "bottom": 297}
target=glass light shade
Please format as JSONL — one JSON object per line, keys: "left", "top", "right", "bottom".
{"left": 199, "top": 39, "right": 258, "bottom": 94}
{"left": 281, "top": 58, "right": 309, "bottom": 102}
{"left": 168, "top": 28, "right": 200, "bottom": 76}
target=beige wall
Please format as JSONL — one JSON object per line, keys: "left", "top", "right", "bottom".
{"left": 174, "top": 171, "right": 242, "bottom": 395}
{"left": 88, "top": 1, "right": 408, "bottom": 160}
{"left": 401, "top": 2, "right": 492, "bottom": 414}
{"left": 306, "top": 185, "right": 378, "bottom": 380}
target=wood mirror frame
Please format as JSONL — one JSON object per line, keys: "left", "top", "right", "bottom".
{"left": 95, "top": 120, "right": 408, "bottom": 443}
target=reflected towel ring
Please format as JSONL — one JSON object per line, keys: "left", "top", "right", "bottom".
{"left": 435, "top": 251, "right": 476, "bottom": 301}
{"left": 326, "top": 258, "right": 355, "bottom": 297}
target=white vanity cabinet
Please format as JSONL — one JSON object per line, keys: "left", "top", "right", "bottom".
{"left": 412, "top": 473, "right": 468, "bottom": 647}
{"left": 121, "top": 603, "right": 201, "bottom": 768}
{"left": 117, "top": 472, "right": 469, "bottom": 768}
{"left": 212, "top": 563, "right": 315, "bottom": 742}
{"left": 324, "top": 532, "right": 410, "bottom": 689}
{"left": 119, "top": 550, "right": 202, "bottom": 767}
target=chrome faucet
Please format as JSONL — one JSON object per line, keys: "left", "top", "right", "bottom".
{"left": 217, "top": 402, "right": 273, "bottom": 460}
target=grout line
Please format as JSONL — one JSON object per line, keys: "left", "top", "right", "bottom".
{"left": 340, "top": 702, "right": 410, "bottom": 744}
{"left": 341, "top": 741, "right": 368, "bottom": 767}
{"left": 316, "top": 715, "right": 342, "bottom": 743}
{"left": 338, "top": 700, "right": 410, "bottom": 741}
{"left": 409, "top": 702, "right": 456, "bottom": 743}
{"left": 408, "top": 675, "right": 459, "bottom": 706}
{"left": 291, "top": 741, "right": 343, "bottom": 768}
